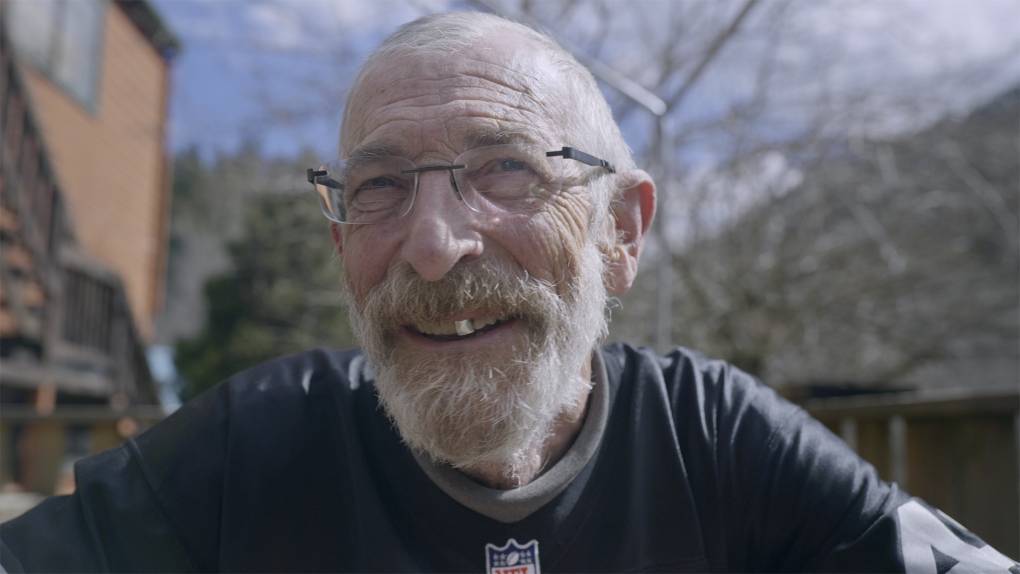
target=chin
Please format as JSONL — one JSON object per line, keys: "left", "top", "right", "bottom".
{"left": 373, "top": 339, "right": 589, "bottom": 474}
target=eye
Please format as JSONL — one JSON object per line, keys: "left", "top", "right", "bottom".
{"left": 348, "top": 173, "right": 412, "bottom": 215}
{"left": 499, "top": 158, "right": 528, "bottom": 172}
{"left": 358, "top": 176, "right": 400, "bottom": 190}
{"left": 473, "top": 157, "right": 539, "bottom": 180}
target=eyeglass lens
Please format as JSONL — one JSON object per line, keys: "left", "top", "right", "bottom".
{"left": 313, "top": 144, "right": 581, "bottom": 224}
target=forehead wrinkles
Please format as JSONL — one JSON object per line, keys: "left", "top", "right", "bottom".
{"left": 343, "top": 53, "right": 562, "bottom": 153}
{"left": 355, "top": 101, "right": 551, "bottom": 154}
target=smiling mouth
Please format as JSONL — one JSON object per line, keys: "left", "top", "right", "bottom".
{"left": 407, "top": 315, "right": 513, "bottom": 341}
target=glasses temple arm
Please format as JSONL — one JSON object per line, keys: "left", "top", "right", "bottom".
{"left": 546, "top": 147, "right": 616, "bottom": 174}
{"left": 306, "top": 168, "right": 343, "bottom": 189}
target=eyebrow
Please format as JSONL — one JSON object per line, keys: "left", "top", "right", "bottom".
{"left": 462, "top": 128, "right": 539, "bottom": 149}
{"left": 345, "top": 142, "right": 408, "bottom": 163}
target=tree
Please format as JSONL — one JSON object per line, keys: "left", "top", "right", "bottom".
{"left": 637, "top": 87, "right": 1019, "bottom": 388}
{"left": 172, "top": 170, "right": 356, "bottom": 400}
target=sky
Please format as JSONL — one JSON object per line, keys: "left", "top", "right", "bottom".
{"left": 153, "top": 0, "right": 449, "bottom": 160}
{"left": 151, "top": 0, "right": 1020, "bottom": 163}
{"left": 143, "top": 0, "right": 1020, "bottom": 388}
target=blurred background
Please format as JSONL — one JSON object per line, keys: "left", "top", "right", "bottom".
{"left": 0, "top": 0, "right": 1017, "bottom": 555}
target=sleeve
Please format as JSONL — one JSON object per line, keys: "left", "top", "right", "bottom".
{"left": 0, "top": 495, "right": 103, "bottom": 572}
{"left": 718, "top": 370, "right": 1019, "bottom": 572}
{"left": 0, "top": 380, "right": 231, "bottom": 573}
{"left": 0, "top": 447, "right": 197, "bottom": 573}
{"left": 820, "top": 497, "right": 1020, "bottom": 574}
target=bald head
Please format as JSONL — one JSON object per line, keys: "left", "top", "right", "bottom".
{"left": 334, "top": 11, "right": 656, "bottom": 300}
{"left": 341, "top": 12, "right": 636, "bottom": 193}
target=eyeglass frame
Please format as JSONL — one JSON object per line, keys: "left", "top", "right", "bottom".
{"left": 306, "top": 146, "right": 616, "bottom": 225}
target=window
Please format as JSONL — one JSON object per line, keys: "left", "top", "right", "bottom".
{"left": 5, "top": 0, "right": 106, "bottom": 110}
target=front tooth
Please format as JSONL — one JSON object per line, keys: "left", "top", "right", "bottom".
{"left": 474, "top": 317, "right": 499, "bottom": 329}
{"left": 416, "top": 320, "right": 458, "bottom": 336}
{"left": 455, "top": 319, "right": 474, "bottom": 336}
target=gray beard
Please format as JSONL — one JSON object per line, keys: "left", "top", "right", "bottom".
{"left": 341, "top": 242, "right": 608, "bottom": 481}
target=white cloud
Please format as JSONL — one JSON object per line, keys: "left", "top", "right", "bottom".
{"left": 246, "top": 2, "right": 306, "bottom": 50}
{"left": 240, "top": 0, "right": 454, "bottom": 53}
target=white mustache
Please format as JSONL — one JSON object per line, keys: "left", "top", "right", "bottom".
{"left": 357, "top": 259, "right": 569, "bottom": 342}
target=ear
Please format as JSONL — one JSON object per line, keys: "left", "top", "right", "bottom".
{"left": 604, "top": 169, "right": 656, "bottom": 295}
{"left": 330, "top": 222, "right": 344, "bottom": 255}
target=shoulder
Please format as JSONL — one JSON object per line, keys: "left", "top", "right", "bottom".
{"left": 601, "top": 342, "right": 758, "bottom": 392}
{"left": 600, "top": 342, "right": 793, "bottom": 434}
{"left": 136, "top": 347, "right": 366, "bottom": 469}
{"left": 0, "top": 349, "right": 370, "bottom": 572}
{"left": 133, "top": 347, "right": 370, "bottom": 502}
{"left": 69, "top": 349, "right": 364, "bottom": 570}
{"left": 221, "top": 346, "right": 367, "bottom": 401}
{"left": 600, "top": 342, "right": 871, "bottom": 478}
{"left": 223, "top": 347, "right": 369, "bottom": 416}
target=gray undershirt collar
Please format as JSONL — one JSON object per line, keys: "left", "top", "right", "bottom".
{"left": 411, "top": 350, "right": 610, "bottom": 524}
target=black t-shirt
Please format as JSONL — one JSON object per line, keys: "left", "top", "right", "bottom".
{"left": 1, "top": 344, "right": 1016, "bottom": 572}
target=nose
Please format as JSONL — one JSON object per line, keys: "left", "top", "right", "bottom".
{"left": 398, "top": 170, "right": 484, "bottom": 281}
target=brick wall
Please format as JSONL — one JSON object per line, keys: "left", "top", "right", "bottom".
{"left": 18, "top": 3, "right": 171, "bottom": 340}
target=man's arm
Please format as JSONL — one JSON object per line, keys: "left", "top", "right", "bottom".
{"left": 1, "top": 495, "right": 102, "bottom": 572}
{"left": 721, "top": 372, "right": 1019, "bottom": 572}
{"left": 818, "top": 496, "right": 1020, "bottom": 573}
{"left": 0, "top": 446, "right": 197, "bottom": 572}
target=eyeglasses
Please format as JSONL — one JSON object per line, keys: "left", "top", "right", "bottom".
{"left": 306, "top": 144, "right": 615, "bottom": 225}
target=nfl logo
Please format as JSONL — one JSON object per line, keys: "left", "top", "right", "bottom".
{"left": 485, "top": 538, "right": 541, "bottom": 574}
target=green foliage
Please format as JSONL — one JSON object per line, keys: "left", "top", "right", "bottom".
{"left": 174, "top": 177, "right": 356, "bottom": 400}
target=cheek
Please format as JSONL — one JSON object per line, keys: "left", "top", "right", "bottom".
{"left": 549, "top": 185, "right": 593, "bottom": 240}
{"left": 341, "top": 229, "right": 397, "bottom": 300}
{"left": 505, "top": 192, "right": 593, "bottom": 286}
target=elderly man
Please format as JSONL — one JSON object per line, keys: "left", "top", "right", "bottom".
{"left": 2, "top": 12, "right": 1016, "bottom": 574}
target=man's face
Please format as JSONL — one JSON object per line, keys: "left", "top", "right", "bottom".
{"left": 336, "top": 34, "right": 610, "bottom": 477}
{"left": 340, "top": 36, "right": 598, "bottom": 302}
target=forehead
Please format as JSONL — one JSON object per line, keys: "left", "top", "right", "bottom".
{"left": 342, "top": 36, "right": 564, "bottom": 159}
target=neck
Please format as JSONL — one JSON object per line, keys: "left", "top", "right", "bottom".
{"left": 461, "top": 360, "right": 593, "bottom": 490}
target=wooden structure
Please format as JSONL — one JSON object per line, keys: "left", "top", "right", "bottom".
{"left": 0, "top": 1, "right": 176, "bottom": 496}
